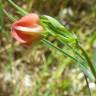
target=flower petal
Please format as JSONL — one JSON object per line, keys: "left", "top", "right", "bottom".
{"left": 11, "top": 13, "right": 42, "bottom": 44}
{"left": 14, "top": 25, "right": 43, "bottom": 34}
{"left": 15, "top": 13, "right": 39, "bottom": 27}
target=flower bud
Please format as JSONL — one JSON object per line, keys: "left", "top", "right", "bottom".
{"left": 11, "top": 13, "right": 43, "bottom": 44}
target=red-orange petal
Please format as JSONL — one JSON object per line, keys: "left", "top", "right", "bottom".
{"left": 11, "top": 13, "right": 41, "bottom": 44}
{"left": 14, "top": 13, "right": 39, "bottom": 27}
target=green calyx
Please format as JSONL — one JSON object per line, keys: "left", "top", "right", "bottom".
{"left": 40, "top": 15, "right": 77, "bottom": 44}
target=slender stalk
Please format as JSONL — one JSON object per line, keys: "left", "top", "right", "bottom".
{"left": 78, "top": 43, "right": 96, "bottom": 80}
{"left": 7, "top": 0, "right": 27, "bottom": 15}
{"left": 3, "top": 9, "right": 16, "bottom": 22}
{"left": 84, "top": 74, "right": 91, "bottom": 96}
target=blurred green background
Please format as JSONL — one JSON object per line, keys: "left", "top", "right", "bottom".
{"left": 0, "top": 0, "right": 96, "bottom": 96}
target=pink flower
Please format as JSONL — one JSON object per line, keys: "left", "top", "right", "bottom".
{"left": 11, "top": 13, "right": 43, "bottom": 44}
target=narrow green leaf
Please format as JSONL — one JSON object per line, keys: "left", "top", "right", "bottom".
{"left": 3, "top": 9, "right": 17, "bottom": 22}
{"left": 42, "top": 39, "right": 83, "bottom": 64}
{"left": 79, "top": 63, "right": 95, "bottom": 81}
{"left": 7, "top": 0, "right": 27, "bottom": 16}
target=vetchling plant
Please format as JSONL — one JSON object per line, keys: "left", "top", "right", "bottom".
{"left": 0, "top": 0, "right": 96, "bottom": 95}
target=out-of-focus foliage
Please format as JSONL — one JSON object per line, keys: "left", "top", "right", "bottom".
{"left": 0, "top": 0, "right": 96, "bottom": 96}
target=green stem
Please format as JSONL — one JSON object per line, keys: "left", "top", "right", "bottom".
{"left": 84, "top": 73, "right": 91, "bottom": 96}
{"left": 3, "top": 9, "right": 16, "bottom": 22}
{"left": 7, "top": 0, "right": 27, "bottom": 15}
{"left": 78, "top": 43, "right": 96, "bottom": 80}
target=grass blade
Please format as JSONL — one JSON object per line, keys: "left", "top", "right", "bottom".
{"left": 7, "top": 0, "right": 27, "bottom": 15}
{"left": 3, "top": 9, "right": 17, "bottom": 22}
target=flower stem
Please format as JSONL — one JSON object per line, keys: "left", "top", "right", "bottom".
{"left": 84, "top": 73, "right": 92, "bottom": 96}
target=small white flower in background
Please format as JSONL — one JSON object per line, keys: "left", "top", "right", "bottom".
{"left": 23, "top": 75, "right": 32, "bottom": 87}
{"left": 89, "top": 82, "right": 96, "bottom": 90}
